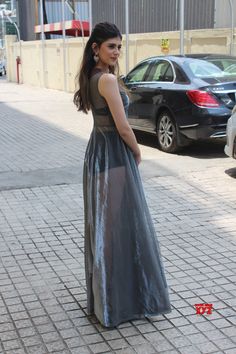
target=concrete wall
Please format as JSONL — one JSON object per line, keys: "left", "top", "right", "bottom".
{"left": 5, "top": 27, "right": 236, "bottom": 92}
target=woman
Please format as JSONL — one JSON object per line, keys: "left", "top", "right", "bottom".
{"left": 74, "top": 22, "right": 171, "bottom": 328}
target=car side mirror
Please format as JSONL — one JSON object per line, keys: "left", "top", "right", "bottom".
{"left": 119, "top": 75, "right": 126, "bottom": 83}
{"left": 232, "top": 105, "right": 236, "bottom": 114}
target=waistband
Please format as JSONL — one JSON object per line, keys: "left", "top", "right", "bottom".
{"left": 94, "top": 125, "right": 117, "bottom": 132}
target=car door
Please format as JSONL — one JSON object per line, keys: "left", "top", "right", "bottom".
{"left": 124, "top": 60, "right": 154, "bottom": 127}
{"left": 131, "top": 59, "right": 176, "bottom": 131}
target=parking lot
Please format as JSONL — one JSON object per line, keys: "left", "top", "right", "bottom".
{"left": 0, "top": 79, "right": 236, "bottom": 354}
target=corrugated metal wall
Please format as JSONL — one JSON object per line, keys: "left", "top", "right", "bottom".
{"left": 183, "top": 0, "right": 215, "bottom": 30}
{"left": 91, "top": 0, "right": 215, "bottom": 34}
{"left": 214, "top": 0, "right": 236, "bottom": 29}
{"left": 92, "top": 0, "right": 178, "bottom": 33}
{"left": 17, "top": 0, "right": 218, "bottom": 41}
{"left": 17, "top": 0, "right": 36, "bottom": 41}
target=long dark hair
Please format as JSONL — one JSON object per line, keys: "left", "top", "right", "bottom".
{"left": 73, "top": 22, "right": 122, "bottom": 114}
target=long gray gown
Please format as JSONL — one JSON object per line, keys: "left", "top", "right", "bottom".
{"left": 83, "top": 69, "right": 171, "bottom": 328}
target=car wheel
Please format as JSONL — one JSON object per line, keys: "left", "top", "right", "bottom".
{"left": 157, "top": 111, "right": 179, "bottom": 153}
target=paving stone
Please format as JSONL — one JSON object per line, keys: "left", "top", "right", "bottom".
{"left": 115, "top": 348, "right": 136, "bottom": 354}
{"left": 211, "top": 318, "right": 232, "bottom": 329}
{"left": 188, "top": 333, "right": 209, "bottom": 345}
{"left": 101, "top": 330, "right": 122, "bottom": 341}
{"left": 126, "top": 335, "right": 147, "bottom": 346}
{"left": 195, "top": 341, "right": 219, "bottom": 353}
{"left": 108, "top": 338, "right": 128, "bottom": 350}
{"left": 5, "top": 349, "right": 26, "bottom": 354}
{"left": 224, "top": 349, "right": 236, "bottom": 354}
{"left": 45, "top": 341, "right": 67, "bottom": 352}
{"left": 132, "top": 343, "right": 157, "bottom": 354}
{"left": 178, "top": 324, "right": 199, "bottom": 336}
{"left": 70, "top": 347, "right": 91, "bottom": 354}
{"left": 83, "top": 333, "right": 104, "bottom": 345}
{"left": 88, "top": 342, "right": 111, "bottom": 353}
{"left": 213, "top": 338, "right": 236, "bottom": 350}
{"left": 0, "top": 330, "right": 18, "bottom": 341}
{"left": 2, "top": 339, "right": 22, "bottom": 351}
{"left": 204, "top": 329, "right": 226, "bottom": 341}
{"left": 150, "top": 339, "right": 174, "bottom": 352}
{"left": 41, "top": 331, "right": 61, "bottom": 343}
{"left": 221, "top": 326, "right": 236, "bottom": 337}
{"left": 168, "top": 335, "right": 192, "bottom": 348}
{"left": 119, "top": 327, "right": 139, "bottom": 337}
{"left": 26, "top": 345, "right": 47, "bottom": 354}
{"left": 161, "top": 327, "right": 182, "bottom": 339}
{"left": 135, "top": 323, "right": 156, "bottom": 334}
{"left": 178, "top": 345, "right": 201, "bottom": 354}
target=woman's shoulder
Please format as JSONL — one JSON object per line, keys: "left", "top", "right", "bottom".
{"left": 98, "top": 73, "right": 119, "bottom": 96}
{"left": 98, "top": 73, "right": 117, "bottom": 85}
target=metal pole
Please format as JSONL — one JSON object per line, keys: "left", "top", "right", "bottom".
{"left": 39, "top": 0, "right": 46, "bottom": 87}
{"left": 179, "top": 0, "right": 184, "bottom": 55}
{"left": 3, "top": 12, "right": 22, "bottom": 82}
{"left": 228, "top": 0, "right": 234, "bottom": 55}
{"left": 11, "top": 0, "right": 14, "bottom": 12}
{"left": 88, "top": 0, "right": 92, "bottom": 34}
{"left": 125, "top": 0, "right": 129, "bottom": 74}
{"left": 0, "top": 11, "right": 5, "bottom": 50}
{"left": 61, "top": 0, "right": 67, "bottom": 91}
{"left": 65, "top": 0, "right": 84, "bottom": 47}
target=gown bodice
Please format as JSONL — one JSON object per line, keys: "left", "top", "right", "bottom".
{"left": 89, "top": 70, "right": 129, "bottom": 128}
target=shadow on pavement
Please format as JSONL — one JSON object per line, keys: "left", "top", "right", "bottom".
{"left": 225, "top": 167, "right": 236, "bottom": 179}
{"left": 134, "top": 130, "right": 227, "bottom": 159}
{"left": 0, "top": 102, "right": 88, "bottom": 189}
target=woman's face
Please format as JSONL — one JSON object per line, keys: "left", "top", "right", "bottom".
{"left": 95, "top": 37, "right": 122, "bottom": 67}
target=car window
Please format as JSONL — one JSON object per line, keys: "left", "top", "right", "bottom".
{"left": 186, "top": 58, "right": 236, "bottom": 79}
{"left": 147, "top": 61, "right": 174, "bottom": 82}
{"left": 173, "top": 63, "right": 189, "bottom": 83}
{"left": 207, "top": 59, "right": 236, "bottom": 75}
{"left": 126, "top": 61, "right": 151, "bottom": 83}
{"left": 146, "top": 61, "right": 174, "bottom": 82}
{"left": 188, "top": 61, "right": 222, "bottom": 77}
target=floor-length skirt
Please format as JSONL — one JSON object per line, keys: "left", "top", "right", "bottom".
{"left": 83, "top": 126, "right": 171, "bottom": 327}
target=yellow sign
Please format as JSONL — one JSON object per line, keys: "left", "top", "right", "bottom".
{"left": 161, "top": 39, "right": 170, "bottom": 54}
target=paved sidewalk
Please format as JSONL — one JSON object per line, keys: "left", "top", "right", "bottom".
{"left": 0, "top": 80, "right": 236, "bottom": 354}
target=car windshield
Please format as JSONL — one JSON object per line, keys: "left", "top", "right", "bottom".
{"left": 186, "top": 58, "right": 236, "bottom": 79}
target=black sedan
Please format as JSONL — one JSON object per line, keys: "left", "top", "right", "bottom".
{"left": 121, "top": 54, "right": 236, "bottom": 153}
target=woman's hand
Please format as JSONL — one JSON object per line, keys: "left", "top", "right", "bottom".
{"left": 134, "top": 151, "right": 141, "bottom": 165}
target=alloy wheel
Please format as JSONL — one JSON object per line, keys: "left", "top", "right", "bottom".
{"left": 158, "top": 114, "right": 174, "bottom": 149}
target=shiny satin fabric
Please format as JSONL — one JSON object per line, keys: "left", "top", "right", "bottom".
{"left": 83, "top": 70, "right": 171, "bottom": 327}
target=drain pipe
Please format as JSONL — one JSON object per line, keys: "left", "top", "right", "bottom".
{"left": 88, "top": 0, "right": 92, "bottom": 34}
{"left": 39, "top": 0, "right": 46, "bottom": 87}
{"left": 179, "top": 0, "right": 185, "bottom": 55}
{"left": 228, "top": 0, "right": 234, "bottom": 55}
{"left": 125, "top": 0, "right": 129, "bottom": 74}
{"left": 61, "top": 0, "right": 67, "bottom": 92}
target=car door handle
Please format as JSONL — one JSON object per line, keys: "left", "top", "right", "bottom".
{"left": 130, "top": 87, "right": 137, "bottom": 92}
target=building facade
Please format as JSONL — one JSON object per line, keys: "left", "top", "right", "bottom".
{"left": 14, "top": 0, "right": 236, "bottom": 41}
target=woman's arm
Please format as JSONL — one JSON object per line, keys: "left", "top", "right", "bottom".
{"left": 98, "top": 73, "right": 141, "bottom": 164}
